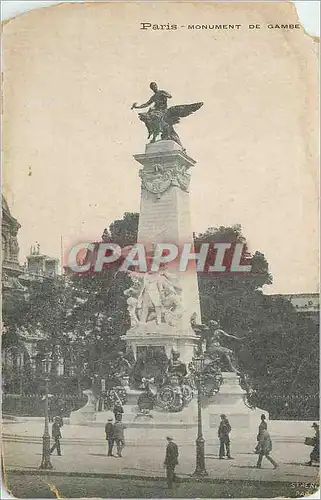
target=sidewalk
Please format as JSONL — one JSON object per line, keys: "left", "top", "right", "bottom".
{"left": 2, "top": 420, "right": 319, "bottom": 485}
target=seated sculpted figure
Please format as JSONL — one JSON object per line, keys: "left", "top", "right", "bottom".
{"left": 191, "top": 315, "right": 243, "bottom": 373}
{"left": 124, "top": 277, "right": 142, "bottom": 327}
{"left": 206, "top": 321, "right": 244, "bottom": 373}
{"left": 165, "top": 350, "right": 187, "bottom": 384}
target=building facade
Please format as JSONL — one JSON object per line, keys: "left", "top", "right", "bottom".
{"left": 2, "top": 196, "right": 25, "bottom": 295}
{"left": 2, "top": 196, "right": 63, "bottom": 388}
{"left": 276, "top": 293, "right": 319, "bottom": 327}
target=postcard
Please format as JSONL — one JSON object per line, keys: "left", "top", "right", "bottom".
{"left": 2, "top": 1, "right": 319, "bottom": 498}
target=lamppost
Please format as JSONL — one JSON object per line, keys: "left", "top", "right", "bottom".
{"left": 192, "top": 353, "right": 208, "bottom": 477}
{"left": 40, "top": 356, "right": 53, "bottom": 470}
{"left": 17, "top": 353, "right": 23, "bottom": 416}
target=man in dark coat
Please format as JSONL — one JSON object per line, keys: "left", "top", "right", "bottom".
{"left": 113, "top": 420, "right": 126, "bottom": 457}
{"left": 164, "top": 436, "right": 179, "bottom": 489}
{"left": 105, "top": 418, "right": 114, "bottom": 457}
{"left": 50, "top": 417, "right": 62, "bottom": 456}
{"left": 256, "top": 430, "right": 278, "bottom": 469}
{"left": 218, "top": 414, "right": 233, "bottom": 459}
{"left": 255, "top": 414, "right": 268, "bottom": 453}
{"left": 306, "top": 423, "right": 320, "bottom": 466}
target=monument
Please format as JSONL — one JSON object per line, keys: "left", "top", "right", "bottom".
{"left": 71, "top": 82, "right": 268, "bottom": 432}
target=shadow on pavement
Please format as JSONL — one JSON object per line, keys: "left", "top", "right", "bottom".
{"left": 230, "top": 465, "right": 260, "bottom": 469}
{"left": 88, "top": 453, "right": 109, "bottom": 457}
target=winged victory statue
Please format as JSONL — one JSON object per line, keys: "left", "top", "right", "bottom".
{"left": 131, "top": 82, "right": 203, "bottom": 147}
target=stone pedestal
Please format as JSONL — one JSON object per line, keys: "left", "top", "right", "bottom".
{"left": 122, "top": 140, "right": 201, "bottom": 365}
{"left": 94, "top": 374, "right": 268, "bottom": 440}
{"left": 70, "top": 374, "right": 268, "bottom": 438}
{"left": 69, "top": 389, "right": 96, "bottom": 425}
{"left": 202, "top": 372, "right": 269, "bottom": 431}
{"left": 124, "top": 324, "right": 198, "bottom": 365}
{"left": 95, "top": 398, "right": 198, "bottom": 430}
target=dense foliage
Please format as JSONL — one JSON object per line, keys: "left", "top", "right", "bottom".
{"left": 2, "top": 213, "right": 318, "bottom": 418}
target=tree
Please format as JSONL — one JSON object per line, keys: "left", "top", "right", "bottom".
{"left": 3, "top": 213, "right": 318, "bottom": 419}
{"left": 195, "top": 225, "right": 318, "bottom": 418}
{"left": 102, "top": 212, "right": 139, "bottom": 246}
{"left": 66, "top": 212, "right": 139, "bottom": 389}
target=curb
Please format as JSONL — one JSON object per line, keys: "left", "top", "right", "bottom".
{"left": 5, "top": 468, "right": 311, "bottom": 486}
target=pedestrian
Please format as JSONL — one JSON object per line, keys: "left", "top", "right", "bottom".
{"left": 254, "top": 414, "right": 268, "bottom": 453}
{"left": 305, "top": 422, "right": 319, "bottom": 466}
{"left": 113, "top": 402, "right": 124, "bottom": 422}
{"left": 256, "top": 429, "right": 278, "bottom": 469}
{"left": 113, "top": 419, "right": 126, "bottom": 457}
{"left": 105, "top": 418, "right": 114, "bottom": 457}
{"left": 50, "top": 417, "right": 62, "bottom": 456}
{"left": 164, "top": 436, "right": 179, "bottom": 489}
{"left": 218, "top": 414, "right": 233, "bottom": 459}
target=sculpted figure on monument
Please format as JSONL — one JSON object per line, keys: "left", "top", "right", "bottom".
{"left": 124, "top": 277, "right": 142, "bottom": 327}
{"left": 137, "top": 271, "right": 165, "bottom": 325}
{"left": 157, "top": 350, "right": 194, "bottom": 412}
{"left": 139, "top": 163, "right": 191, "bottom": 198}
{"left": 160, "top": 274, "right": 183, "bottom": 326}
{"left": 131, "top": 82, "right": 203, "bottom": 147}
{"left": 191, "top": 314, "right": 242, "bottom": 372}
{"left": 125, "top": 270, "right": 182, "bottom": 327}
{"left": 205, "top": 320, "right": 244, "bottom": 373}
{"left": 164, "top": 350, "right": 187, "bottom": 382}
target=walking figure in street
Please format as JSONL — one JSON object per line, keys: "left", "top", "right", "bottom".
{"left": 218, "top": 414, "right": 233, "bottom": 459}
{"left": 305, "top": 422, "right": 319, "bottom": 466}
{"left": 164, "top": 436, "right": 179, "bottom": 489}
{"left": 113, "top": 420, "right": 126, "bottom": 457}
{"left": 50, "top": 416, "right": 62, "bottom": 456}
{"left": 256, "top": 430, "right": 278, "bottom": 469}
{"left": 105, "top": 418, "right": 114, "bottom": 457}
{"left": 254, "top": 414, "right": 268, "bottom": 453}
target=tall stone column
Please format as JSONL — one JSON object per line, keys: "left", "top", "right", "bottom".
{"left": 123, "top": 140, "right": 201, "bottom": 364}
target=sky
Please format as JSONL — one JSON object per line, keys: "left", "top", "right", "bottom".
{"left": 2, "top": 1, "right": 319, "bottom": 294}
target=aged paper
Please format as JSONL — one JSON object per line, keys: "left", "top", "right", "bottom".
{"left": 2, "top": 2, "right": 319, "bottom": 499}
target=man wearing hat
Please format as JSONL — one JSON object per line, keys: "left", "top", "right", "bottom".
{"left": 256, "top": 429, "right": 278, "bottom": 469}
{"left": 50, "top": 416, "right": 62, "bottom": 456}
{"left": 113, "top": 419, "right": 127, "bottom": 457}
{"left": 306, "top": 423, "right": 319, "bottom": 466}
{"left": 105, "top": 418, "right": 115, "bottom": 457}
{"left": 218, "top": 414, "right": 233, "bottom": 459}
{"left": 164, "top": 436, "right": 179, "bottom": 489}
{"left": 254, "top": 414, "right": 268, "bottom": 453}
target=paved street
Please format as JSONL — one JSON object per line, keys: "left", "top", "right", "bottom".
{"left": 3, "top": 419, "right": 319, "bottom": 488}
